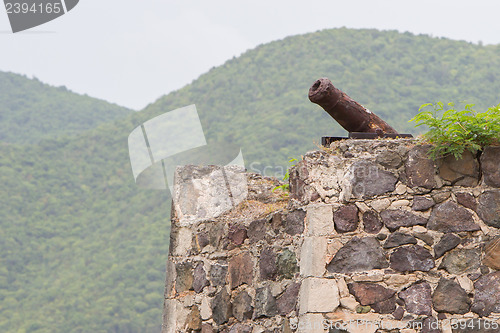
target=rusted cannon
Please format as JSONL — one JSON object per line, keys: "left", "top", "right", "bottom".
{"left": 309, "top": 78, "right": 398, "bottom": 135}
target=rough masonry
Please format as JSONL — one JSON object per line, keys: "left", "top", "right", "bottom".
{"left": 162, "top": 139, "right": 500, "bottom": 333}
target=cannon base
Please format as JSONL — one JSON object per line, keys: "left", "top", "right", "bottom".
{"left": 321, "top": 133, "right": 414, "bottom": 147}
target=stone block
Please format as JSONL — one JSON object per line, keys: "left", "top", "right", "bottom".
{"left": 173, "top": 165, "right": 248, "bottom": 224}
{"left": 299, "top": 277, "right": 339, "bottom": 314}
{"left": 343, "top": 160, "right": 398, "bottom": 200}
{"left": 477, "top": 190, "right": 500, "bottom": 228}
{"left": 327, "top": 237, "right": 389, "bottom": 273}
{"left": 254, "top": 285, "right": 278, "bottom": 318}
{"left": 285, "top": 209, "right": 306, "bottom": 235}
{"left": 427, "top": 201, "right": 480, "bottom": 232}
{"left": 432, "top": 278, "right": 471, "bottom": 314}
{"left": 162, "top": 298, "right": 189, "bottom": 333}
{"left": 170, "top": 227, "right": 193, "bottom": 257}
{"left": 438, "top": 151, "right": 479, "bottom": 186}
{"left": 300, "top": 237, "right": 327, "bottom": 277}
{"left": 277, "top": 282, "right": 301, "bottom": 315}
{"left": 471, "top": 271, "right": 500, "bottom": 316}
{"left": 480, "top": 146, "right": 500, "bottom": 187}
{"left": 380, "top": 209, "right": 427, "bottom": 231}
{"left": 229, "top": 252, "right": 253, "bottom": 289}
{"left": 405, "top": 145, "right": 438, "bottom": 189}
{"left": 399, "top": 282, "right": 432, "bottom": 316}
{"left": 306, "top": 204, "right": 334, "bottom": 236}
{"left": 484, "top": 237, "right": 500, "bottom": 270}
{"left": 390, "top": 245, "right": 435, "bottom": 272}
{"left": 334, "top": 204, "right": 359, "bottom": 233}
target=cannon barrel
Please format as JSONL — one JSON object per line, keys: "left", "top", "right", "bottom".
{"left": 308, "top": 78, "right": 398, "bottom": 134}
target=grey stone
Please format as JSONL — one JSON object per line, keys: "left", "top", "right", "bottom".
{"left": 480, "top": 146, "right": 500, "bottom": 187}
{"left": 434, "top": 233, "right": 461, "bottom": 258}
{"left": 484, "top": 237, "right": 500, "bottom": 270}
{"left": 228, "top": 224, "right": 248, "bottom": 246}
{"left": 399, "top": 282, "right": 433, "bottom": 316}
{"left": 392, "top": 306, "right": 404, "bottom": 320}
{"left": 259, "top": 247, "right": 277, "bottom": 281}
{"left": 432, "top": 278, "right": 471, "bottom": 314}
{"left": 428, "top": 201, "right": 481, "bottom": 232}
{"left": 348, "top": 160, "right": 398, "bottom": 198}
{"left": 456, "top": 192, "right": 477, "bottom": 211}
{"left": 175, "top": 262, "right": 194, "bottom": 293}
{"left": 334, "top": 204, "right": 359, "bottom": 233}
{"left": 376, "top": 151, "right": 403, "bottom": 169}
{"left": 471, "top": 271, "right": 500, "bottom": 316}
{"left": 380, "top": 209, "right": 428, "bottom": 231}
{"left": 390, "top": 245, "right": 435, "bottom": 272}
{"left": 210, "top": 264, "right": 228, "bottom": 287}
{"left": 440, "top": 248, "right": 481, "bottom": 275}
{"left": 195, "top": 231, "right": 209, "bottom": 251}
{"left": 412, "top": 196, "right": 435, "bottom": 211}
{"left": 414, "top": 232, "right": 434, "bottom": 246}
{"left": 209, "top": 222, "right": 226, "bottom": 249}
{"left": 229, "top": 252, "right": 253, "bottom": 289}
{"left": 405, "top": 145, "right": 438, "bottom": 189}
{"left": 277, "top": 282, "right": 300, "bottom": 315}
{"left": 362, "top": 210, "right": 383, "bottom": 234}
{"left": 371, "top": 295, "right": 397, "bottom": 314}
{"left": 277, "top": 249, "right": 299, "bottom": 280}
{"left": 201, "top": 323, "right": 213, "bottom": 333}
{"left": 438, "top": 151, "right": 479, "bottom": 186}
{"left": 227, "top": 324, "right": 252, "bottom": 333}
{"left": 193, "top": 262, "right": 209, "bottom": 293}
{"left": 254, "top": 286, "right": 277, "bottom": 318}
{"left": 284, "top": 209, "right": 305, "bottom": 235}
{"left": 432, "top": 191, "right": 451, "bottom": 204}
{"left": 232, "top": 290, "right": 253, "bottom": 322}
{"left": 383, "top": 232, "right": 418, "bottom": 249}
{"left": 248, "top": 219, "right": 267, "bottom": 242}
{"left": 477, "top": 190, "right": 500, "bottom": 228}
{"left": 185, "top": 305, "right": 202, "bottom": 332}
{"left": 376, "top": 233, "right": 387, "bottom": 241}
{"left": 211, "top": 288, "right": 232, "bottom": 325}
{"left": 327, "top": 237, "right": 389, "bottom": 273}
{"left": 347, "top": 282, "right": 395, "bottom": 305}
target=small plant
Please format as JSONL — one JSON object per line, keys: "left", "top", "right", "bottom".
{"left": 273, "top": 158, "right": 298, "bottom": 193}
{"left": 409, "top": 102, "right": 500, "bottom": 159}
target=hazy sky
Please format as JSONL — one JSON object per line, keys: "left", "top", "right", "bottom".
{"left": 1, "top": 0, "right": 499, "bottom": 110}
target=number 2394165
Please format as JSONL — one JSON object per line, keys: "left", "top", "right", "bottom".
{"left": 5, "top": 2, "right": 62, "bottom": 14}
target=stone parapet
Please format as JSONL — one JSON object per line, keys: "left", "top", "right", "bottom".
{"left": 162, "top": 139, "right": 500, "bottom": 333}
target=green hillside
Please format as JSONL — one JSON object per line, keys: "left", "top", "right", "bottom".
{"left": 145, "top": 28, "right": 500, "bottom": 174}
{"left": 0, "top": 72, "right": 133, "bottom": 144}
{"left": 2, "top": 28, "right": 500, "bottom": 332}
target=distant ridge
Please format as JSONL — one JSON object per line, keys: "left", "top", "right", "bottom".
{"left": 0, "top": 71, "right": 132, "bottom": 144}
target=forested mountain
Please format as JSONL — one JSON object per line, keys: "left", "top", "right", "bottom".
{"left": 145, "top": 28, "right": 500, "bottom": 172}
{"left": 2, "top": 28, "right": 500, "bottom": 332}
{"left": 0, "top": 72, "right": 132, "bottom": 144}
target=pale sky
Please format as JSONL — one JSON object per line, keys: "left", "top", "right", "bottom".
{"left": 1, "top": 0, "right": 499, "bottom": 110}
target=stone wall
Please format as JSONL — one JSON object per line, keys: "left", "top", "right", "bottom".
{"left": 162, "top": 139, "right": 500, "bottom": 333}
